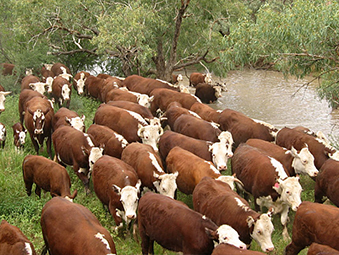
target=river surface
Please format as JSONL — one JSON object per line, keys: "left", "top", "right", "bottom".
{"left": 183, "top": 69, "right": 339, "bottom": 140}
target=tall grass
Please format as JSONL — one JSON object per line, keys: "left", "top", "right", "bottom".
{"left": 0, "top": 89, "right": 320, "bottom": 254}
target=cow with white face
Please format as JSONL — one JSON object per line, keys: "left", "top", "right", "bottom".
{"left": 65, "top": 116, "right": 85, "bottom": 132}
{"left": 288, "top": 146, "right": 319, "bottom": 177}
{"left": 73, "top": 71, "right": 90, "bottom": 95}
{"left": 137, "top": 119, "right": 163, "bottom": 152}
{"left": 52, "top": 76, "right": 72, "bottom": 108}
{"left": 12, "top": 122, "right": 27, "bottom": 151}
{"left": 0, "top": 123, "right": 6, "bottom": 148}
{"left": 128, "top": 91, "right": 154, "bottom": 108}
{"left": 58, "top": 66, "right": 73, "bottom": 81}
{"left": 29, "top": 82, "right": 50, "bottom": 95}
{"left": 0, "top": 91, "right": 11, "bottom": 114}
{"left": 53, "top": 107, "right": 85, "bottom": 132}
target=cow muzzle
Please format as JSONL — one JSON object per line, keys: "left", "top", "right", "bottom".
{"left": 126, "top": 214, "right": 136, "bottom": 220}
{"left": 34, "top": 129, "right": 44, "bottom": 134}
{"left": 218, "top": 165, "right": 227, "bottom": 171}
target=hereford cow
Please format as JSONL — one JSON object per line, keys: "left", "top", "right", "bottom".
{"left": 92, "top": 155, "right": 141, "bottom": 231}
{"left": 232, "top": 143, "right": 302, "bottom": 241}
{"left": 85, "top": 75, "right": 107, "bottom": 100}
{"left": 314, "top": 159, "right": 339, "bottom": 206}
{"left": 0, "top": 122, "right": 6, "bottom": 149}
{"left": 52, "top": 107, "right": 85, "bottom": 132}
{"left": 123, "top": 74, "right": 179, "bottom": 96}
{"left": 159, "top": 130, "right": 233, "bottom": 171}
{"left": 21, "top": 75, "right": 50, "bottom": 95}
{"left": 107, "top": 100, "right": 154, "bottom": 120}
{"left": 19, "top": 89, "right": 45, "bottom": 125}
{"left": 105, "top": 87, "right": 154, "bottom": 108}
{"left": 211, "top": 243, "right": 266, "bottom": 255}
{"left": 22, "top": 155, "right": 77, "bottom": 201}
{"left": 24, "top": 97, "right": 54, "bottom": 158}
{"left": 173, "top": 113, "right": 222, "bottom": 142}
{"left": 285, "top": 201, "right": 339, "bottom": 255}
{"left": 12, "top": 122, "right": 27, "bottom": 151}
{"left": 246, "top": 138, "right": 318, "bottom": 177}
{"left": 41, "top": 197, "right": 116, "bottom": 255}
{"left": 93, "top": 104, "right": 163, "bottom": 152}
{"left": 1, "top": 63, "right": 15, "bottom": 75}
{"left": 73, "top": 71, "right": 90, "bottom": 95}
{"left": 195, "top": 83, "right": 224, "bottom": 104}
{"left": 172, "top": 73, "right": 183, "bottom": 84}
{"left": 52, "top": 126, "right": 103, "bottom": 194}
{"left": 307, "top": 243, "right": 339, "bottom": 255}
{"left": 218, "top": 109, "right": 278, "bottom": 147}
{"left": 276, "top": 127, "right": 335, "bottom": 170}
{"left": 190, "top": 102, "right": 221, "bottom": 123}
{"left": 0, "top": 220, "right": 36, "bottom": 255}
{"left": 189, "top": 72, "right": 212, "bottom": 87}
{"left": 51, "top": 62, "right": 72, "bottom": 81}
{"left": 87, "top": 124, "right": 128, "bottom": 158}
{"left": 40, "top": 66, "right": 54, "bottom": 92}
{"left": 166, "top": 146, "right": 242, "bottom": 194}
{"left": 138, "top": 192, "right": 246, "bottom": 255}
{"left": 121, "top": 142, "right": 178, "bottom": 198}
{"left": 51, "top": 76, "right": 72, "bottom": 108}
{"left": 193, "top": 176, "right": 275, "bottom": 252}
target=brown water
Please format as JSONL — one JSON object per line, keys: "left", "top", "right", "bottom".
{"left": 184, "top": 69, "right": 339, "bottom": 139}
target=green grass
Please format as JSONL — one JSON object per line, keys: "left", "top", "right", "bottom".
{"left": 0, "top": 89, "right": 324, "bottom": 254}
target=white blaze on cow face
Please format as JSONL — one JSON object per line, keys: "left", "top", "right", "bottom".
{"left": 61, "top": 84, "right": 71, "bottom": 102}
{"left": 204, "top": 73, "right": 213, "bottom": 84}
{"left": 59, "top": 67, "right": 72, "bottom": 81}
{"left": 17, "top": 129, "right": 27, "bottom": 145}
{"left": 29, "top": 82, "right": 48, "bottom": 95}
{"left": 88, "top": 147, "right": 104, "bottom": 174}
{"left": 247, "top": 213, "right": 275, "bottom": 252}
{"left": 33, "top": 110, "right": 45, "bottom": 134}
{"left": 153, "top": 172, "right": 178, "bottom": 198}
{"left": 0, "top": 91, "right": 11, "bottom": 112}
{"left": 75, "top": 73, "right": 87, "bottom": 95}
{"left": 45, "top": 77, "right": 53, "bottom": 93}
{"left": 218, "top": 131, "right": 234, "bottom": 146}
{"left": 214, "top": 85, "right": 223, "bottom": 98}
{"left": 137, "top": 124, "right": 163, "bottom": 152}
{"left": 177, "top": 74, "right": 183, "bottom": 82}
{"left": 66, "top": 115, "right": 86, "bottom": 132}
{"left": 216, "top": 224, "right": 247, "bottom": 249}
{"left": 209, "top": 141, "right": 232, "bottom": 171}
{"left": 273, "top": 176, "right": 302, "bottom": 211}
{"left": 0, "top": 124, "right": 5, "bottom": 142}
{"left": 136, "top": 94, "right": 153, "bottom": 108}
{"left": 216, "top": 175, "right": 243, "bottom": 191}
{"left": 288, "top": 146, "right": 318, "bottom": 177}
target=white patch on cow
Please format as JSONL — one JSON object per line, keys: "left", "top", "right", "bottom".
{"left": 316, "top": 130, "right": 331, "bottom": 148}
{"left": 148, "top": 152, "right": 164, "bottom": 173}
{"left": 138, "top": 124, "right": 163, "bottom": 152}
{"left": 192, "top": 94, "right": 202, "bottom": 103}
{"left": 0, "top": 91, "right": 10, "bottom": 112}
{"left": 289, "top": 147, "right": 318, "bottom": 177}
{"left": 205, "top": 161, "right": 220, "bottom": 174}
{"left": 59, "top": 67, "right": 72, "bottom": 81}
{"left": 209, "top": 142, "right": 232, "bottom": 171}
{"left": 249, "top": 213, "right": 275, "bottom": 252}
{"left": 126, "top": 110, "right": 148, "bottom": 125}
{"left": 179, "top": 84, "right": 190, "bottom": 93}
{"left": 0, "top": 124, "right": 5, "bottom": 141}
{"left": 61, "top": 84, "right": 70, "bottom": 101}
{"left": 18, "top": 131, "right": 26, "bottom": 145}
{"left": 45, "top": 77, "right": 53, "bottom": 93}
{"left": 134, "top": 93, "right": 152, "bottom": 108}
{"left": 269, "top": 157, "right": 288, "bottom": 180}
{"left": 216, "top": 175, "right": 237, "bottom": 190}
{"left": 88, "top": 147, "right": 104, "bottom": 172}
{"left": 234, "top": 197, "right": 250, "bottom": 212}
{"left": 204, "top": 73, "right": 213, "bottom": 84}
{"left": 329, "top": 150, "right": 339, "bottom": 161}
{"left": 29, "top": 82, "right": 48, "bottom": 95}
{"left": 95, "top": 232, "right": 112, "bottom": 251}
{"left": 78, "top": 167, "right": 87, "bottom": 174}
{"left": 84, "top": 134, "right": 94, "bottom": 147}
{"left": 213, "top": 85, "right": 222, "bottom": 98}
{"left": 202, "top": 215, "right": 207, "bottom": 220}
{"left": 24, "top": 242, "right": 33, "bottom": 255}
{"left": 153, "top": 172, "right": 178, "bottom": 198}
{"left": 67, "top": 116, "right": 85, "bottom": 132}
{"left": 218, "top": 131, "right": 234, "bottom": 146}
{"left": 217, "top": 225, "right": 246, "bottom": 249}
{"left": 210, "top": 121, "right": 220, "bottom": 129}
{"left": 252, "top": 118, "right": 278, "bottom": 138}
{"left": 113, "top": 132, "right": 128, "bottom": 148}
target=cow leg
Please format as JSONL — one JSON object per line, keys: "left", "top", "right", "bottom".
{"left": 66, "top": 99, "right": 70, "bottom": 109}
{"left": 281, "top": 205, "right": 291, "bottom": 241}
{"left": 139, "top": 225, "right": 153, "bottom": 255}
{"left": 73, "top": 163, "right": 90, "bottom": 194}
{"left": 35, "top": 185, "right": 42, "bottom": 198}
{"left": 314, "top": 183, "right": 325, "bottom": 204}
{"left": 46, "top": 136, "right": 53, "bottom": 159}
{"left": 285, "top": 242, "right": 304, "bottom": 255}
{"left": 31, "top": 136, "right": 40, "bottom": 155}
{"left": 24, "top": 180, "right": 33, "bottom": 196}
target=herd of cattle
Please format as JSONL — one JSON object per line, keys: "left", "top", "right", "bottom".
{"left": 1, "top": 62, "right": 339, "bottom": 254}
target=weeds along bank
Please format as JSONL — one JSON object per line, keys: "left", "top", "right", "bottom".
{"left": 0, "top": 90, "right": 317, "bottom": 254}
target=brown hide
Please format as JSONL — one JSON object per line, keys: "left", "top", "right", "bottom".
{"left": 51, "top": 62, "right": 71, "bottom": 76}
{"left": 189, "top": 72, "right": 207, "bottom": 87}
{"left": 73, "top": 71, "right": 90, "bottom": 89}
{"left": 276, "top": 127, "right": 332, "bottom": 170}
{"left": 138, "top": 192, "right": 219, "bottom": 255}
{"left": 92, "top": 155, "right": 139, "bottom": 226}
{"left": 173, "top": 114, "right": 221, "bottom": 142}
{"left": 41, "top": 66, "right": 54, "bottom": 80}
{"left": 20, "top": 75, "right": 40, "bottom": 91}
{"left": 12, "top": 122, "right": 26, "bottom": 149}
{"left": 212, "top": 244, "right": 265, "bottom": 255}
{"left": 105, "top": 88, "right": 138, "bottom": 104}
{"left": 87, "top": 124, "right": 127, "bottom": 158}
{"left": 0, "top": 220, "right": 36, "bottom": 255}
{"left": 195, "top": 83, "right": 219, "bottom": 104}
{"left": 285, "top": 201, "right": 339, "bottom": 255}
{"left": 190, "top": 102, "right": 221, "bottom": 123}
{"left": 22, "top": 155, "right": 77, "bottom": 199}
{"left": 40, "top": 197, "right": 116, "bottom": 255}
{"left": 307, "top": 243, "right": 339, "bottom": 255}
{"left": 164, "top": 102, "right": 198, "bottom": 130}
{"left": 51, "top": 76, "right": 72, "bottom": 108}
{"left": 18, "top": 89, "right": 44, "bottom": 125}
{"left": 107, "top": 100, "right": 153, "bottom": 119}
{"left": 315, "top": 159, "right": 339, "bottom": 206}
{"left": 85, "top": 75, "right": 106, "bottom": 100}
{"left": 1, "top": 63, "right": 15, "bottom": 75}
{"left": 52, "top": 107, "right": 84, "bottom": 131}
{"left": 166, "top": 146, "right": 221, "bottom": 194}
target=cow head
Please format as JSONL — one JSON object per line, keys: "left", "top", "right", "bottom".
{"left": 216, "top": 174, "right": 244, "bottom": 191}
{"left": 45, "top": 77, "right": 54, "bottom": 93}
{"left": 113, "top": 179, "right": 141, "bottom": 223}
{"left": 209, "top": 141, "right": 233, "bottom": 171}
{"left": 15, "top": 129, "right": 27, "bottom": 146}
{"left": 61, "top": 84, "right": 71, "bottom": 102}
{"left": 218, "top": 131, "right": 234, "bottom": 146}
{"left": 288, "top": 146, "right": 318, "bottom": 177}
{"left": 0, "top": 123, "right": 6, "bottom": 142}
{"left": 65, "top": 115, "right": 86, "bottom": 132}
{"left": 137, "top": 94, "right": 153, "bottom": 108}
{"left": 177, "top": 74, "right": 183, "bottom": 82}
{"left": 28, "top": 108, "right": 50, "bottom": 134}
{"left": 204, "top": 73, "right": 213, "bottom": 84}
{"left": 137, "top": 123, "right": 163, "bottom": 152}
{"left": 247, "top": 209, "right": 275, "bottom": 252}
{"left": 206, "top": 224, "right": 246, "bottom": 249}
{"left": 153, "top": 172, "right": 178, "bottom": 198}
{"left": 59, "top": 67, "right": 72, "bottom": 81}
{"left": 29, "top": 82, "right": 49, "bottom": 95}
{"left": 88, "top": 146, "right": 104, "bottom": 175}
{"left": 74, "top": 73, "right": 87, "bottom": 95}
{"left": 273, "top": 176, "right": 302, "bottom": 211}
{"left": 213, "top": 85, "right": 223, "bottom": 98}
{"left": 0, "top": 91, "right": 11, "bottom": 113}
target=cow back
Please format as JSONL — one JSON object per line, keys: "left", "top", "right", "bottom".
{"left": 307, "top": 243, "right": 339, "bottom": 255}
{"left": 107, "top": 100, "right": 153, "bottom": 119}
{"left": 105, "top": 88, "right": 138, "bottom": 103}
{"left": 53, "top": 107, "right": 81, "bottom": 131}
{"left": 190, "top": 102, "right": 221, "bottom": 123}
{"left": 51, "top": 63, "right": 71, "bottom": 76}
{"left": 212, "top": 243, "right": 266, "bottom": 255}
{"left": 21, "top": 75, "right": 40, "bottom": 91}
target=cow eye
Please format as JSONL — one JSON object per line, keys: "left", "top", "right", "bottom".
{"left": 258, "top": 230, "right": 262, "bottom": 235}
{"left": 302, "top": 160, "right": 307, "bottom": 165}
{"left": 286, "top": 190, "right": 290, "bottom": 194}
{"left": 223, "top": 237, "right": 228, "bottom": 240}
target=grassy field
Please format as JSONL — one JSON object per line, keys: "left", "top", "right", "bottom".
{"left": 0, "top": 90, "right": 324, "bottom": 254}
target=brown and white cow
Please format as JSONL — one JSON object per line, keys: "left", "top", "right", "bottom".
{"left": 12, "top": 122, "right": 27, "bottom": 151}
{"left": 159, "top": 130, "right": 233, "bottom": 171}
{"left": 24, "top": 97, "right": 54, "bottom": 158}
{"left": 276, "top": 127, "right": 335, "bottom": 170}
{"left": 138, "top": 192, "right": 246, "bottom": 255}
{"left": 92, "top": 155, "right": 141, "bottom": 230}
{"left": 193, "top": 176, "right": 275, "bottom": 252}
{"left": 189, "top": 72, "right": 213, "bottom": 87}
{"left": 307, "top": 243, "right": 339, "bottom": 255}
{"left": 52, "top": 126, "right": 103, "bottom": 193}
{"left": 41, "top": 197, "right": 116, "bottom": 255}
{"left": 0, "top": 122, "right": 6, "bottom": 149}
{"left": 87, "top": 124, "right": 128, "bottom": 158}
{"left": 51, "top": 76, "right": 72, "bottom": 108}
{"left": 93, "top": 104, "right": 163, "bottom": 152}
{"left": 73, "top": 71, "right": 90, "bottom": 95}
{"left": 121, "top": 142, "right": 178, "bottom": 198}
{"left": 40, "top": 66, "right": 54, "bottom": 93}
{"left": 232, "top": 143, "right": 302, "bottom": 241}
{"left": 0, "top": 220, "right": 36, "bottom": 255}
{"left": 195, "top": 83, "right": 224, "bottom": 104}
{"left": 52, "top": 107, "right": 85, "bottom": 132}
{"left": 190, "top": 101, "right": 221, "bottom": 123}
{"left": 105, "top": 87, "right": 154, "bottom": 108}
{"left": 172, "top": 73, "right": 183, "bottom": 84}
{"left": 211, "top": 243, "right": 266, "bottom": 255}
{"left": 314, "top": 159, "right": 339, "bottom": 207}
{"left": 21, "top": 75, "right": 50, "bottom": 95}
{"left": 107, "top": 100, "right": 154, "bottom": 120}
{"left": 51, "top": 62, "right": 72, "bottom": 81}
{"left": 246, "top": 138, "right": 318, "bottom": 177}
{"left": 85, "top": 75, "right": 107, "bottom": 100}
{"left": 22, "top": 155, "right": 77, "bottom": 201}
{"left": 166, "top": 146, "right": 242, "bottom": 194}
{"left": 285, "top": 201, "right": 339, "bottom": 255}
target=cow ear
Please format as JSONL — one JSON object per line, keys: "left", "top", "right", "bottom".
{"left": 29, "top": 83, "right": 36, "bottom": 89}
{"left": 205, "top": 227, "right": 218, "bottom": 241}
{"left": 135, "top": 179, "right": 142, "bottom": 192}
{"left": 149, "top": 95, "right": 155, "bottom": 102}
{"left": 273, "top": 182, "right": 282, "bottom": 194}
{"left": 81, "top": 146, "right": 90, "bottom": 156}
{"left": 65, "top": 117, "right": 71, "bottom": 124}
{"left": 137, "top": 124, "right": 145, "bottom": 137}
{"left": 112, "top": 184, "right": 121, "bottom": 195}
{"left": 246, "top": 216, "right": 255, "bottom": 228}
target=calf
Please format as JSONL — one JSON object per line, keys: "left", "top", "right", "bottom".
{"left": 40, "top": 66, "right": 54, "bottom": 93}
{"left": 195, "top": 83, "right": 223, "bottom": 104}
{"left": 52, "top": 126, "right": 103, "bottom": 193}
{"left": 138, "top": 192, "right": 246, "bottom": 255}
{"left": 172, "top": 73, "right": 183, "bottom": 84}
{"left": 285, "top": 201, "right": 339, "bottom": 255}
{"left": 189, "top": 72, "right": 213, "bottom": 87}
{"left": 92, "top": 155, "right": 141, "bottom": 230}
{"left": 193, "top": 176, "right": 275, "bottom": 252}
{"left": 0, "top": 220, "right": 36, "bottom": 255}
{"left": 21, "top": 75, "right": 49, "bottom": 95}
{"left": 87, "top": 124, "right": 128, "bottom": 158}
{"left": 232, "top": 143, "right": 302, "bottom": 241}
{"left": 51, "top": 62, "right": 72, "bottom": 81}
{"left": 41, "top": 197, "right": 116, "bottom": 255}
{"left": 121, "top": 142, "right": 178, "bottom": 198}
{"left": 190, "top": 101, "right": 221, "bottom": 123}
{"left": 314, "top": 159, "right": 339, "bottom": 206}
{"left": 246, "top": 138, "right": 318, "bottom": 177}
{"left": 73, "top": 71, "right": 90, "bottom": 95}
{"left": 22, "top": 155, "right": 77, "bottom": 201}
{"left": 12, "top": 122, "right": 27, "bottom": 150}
{"left": 0, "top": 122, "right": 6, "bottom": 148}
{"left": 51, "top": 76, "right": 72, "bottom": 108}
{"left": 166, "top": 146, "right": 242, "bottom": 194}
{"left": 52, "top": 107, "right": 85, "bottom": 132}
